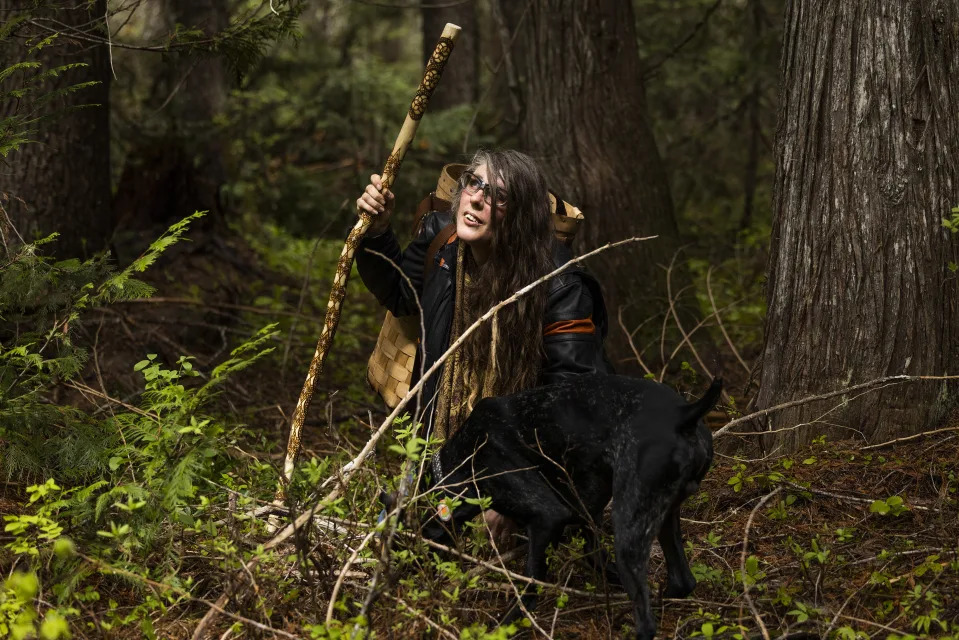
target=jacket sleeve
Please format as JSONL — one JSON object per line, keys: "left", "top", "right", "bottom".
{"left": 355, "top": 213, "right": 441, "bottom": 317}
{"left": 539, "top": 273, "right": 614, "bottom": 384}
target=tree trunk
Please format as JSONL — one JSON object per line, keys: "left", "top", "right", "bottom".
{"left": 422, "top": 2, "right": 478, "bottom": 109}
{"left": 112, "top": 0, "right": 229, "bottom": 231}
{"left": 499, "top": 0, "right": 694, "bottom": 370}
{"left": 757, "top": 0, "right": 959, "bottom": 449}
{"left": 0, "top": 0, "right": 112, "bottom": 259}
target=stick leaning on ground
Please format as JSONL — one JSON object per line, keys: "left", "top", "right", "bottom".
{"left": 274, "top": 23, "right": 462, "bottom": 504}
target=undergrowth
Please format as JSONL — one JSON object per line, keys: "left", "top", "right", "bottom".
{"left": 2, "top": 215, "right": 958, "bottom": 639}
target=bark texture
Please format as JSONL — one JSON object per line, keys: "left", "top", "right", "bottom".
{"left": 0, "top": 0, "right": 112, "bottom": 259}
{"left": 499, "top": 0, "right": 690, "bottom": 367}
{"left": 422, "top": 3, "right": 478, "bottom": 109}
{"left": 758, "top": 1, "right": 959, "bottom": 448}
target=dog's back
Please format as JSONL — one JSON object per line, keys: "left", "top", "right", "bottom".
{"left": 439, "top": 375, "right": 713, "bottom": 523}
{"left": 429, "top": 374, "right": 720, "bottom": 640}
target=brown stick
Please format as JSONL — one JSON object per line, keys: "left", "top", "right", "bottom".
{"left": 189, "top": 236, "right": 655, "bottom": 640}
{"left": 740, "top": 487, "right": 780, "bottom": 640}
{"left": 275, "top": 23, "right": 462, "bottom": 502}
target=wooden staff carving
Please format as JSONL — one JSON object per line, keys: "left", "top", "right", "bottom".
{"left": 276, "top": 23, "right": 462, "bottom": 502}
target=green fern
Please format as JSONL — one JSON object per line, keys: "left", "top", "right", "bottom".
{"left": 0, "top": 16, "right": 100, "bottom": 157}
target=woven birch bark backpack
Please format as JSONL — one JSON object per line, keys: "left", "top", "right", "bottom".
{"left": 367, "top": 163, "right": 585, "bottom": 408}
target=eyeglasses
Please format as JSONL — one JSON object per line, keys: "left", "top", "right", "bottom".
{"left": 459, "top": 170, "right": 508, "bottom": 208}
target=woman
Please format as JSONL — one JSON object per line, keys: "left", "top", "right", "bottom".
{"left": 356, "top": 150, "right": 612, "bottom": 538}
{"left": 357, "top": 149, "right": 611, "bottom": 434}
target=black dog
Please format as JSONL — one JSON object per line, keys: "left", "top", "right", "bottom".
{"left": 421, "top": 373, "right": 720, "bottom": 640}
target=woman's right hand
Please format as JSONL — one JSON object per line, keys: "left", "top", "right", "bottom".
{"left": 357, "top": 173, "right": 395, "bottom": 235}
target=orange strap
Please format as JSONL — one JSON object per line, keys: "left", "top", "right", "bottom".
{"left": 543, "top": 317, "right": 595, "bottom": 336}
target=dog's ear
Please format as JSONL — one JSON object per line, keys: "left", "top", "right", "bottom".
{"left": 681, "top": 378, "right": 722, "bottom": 429}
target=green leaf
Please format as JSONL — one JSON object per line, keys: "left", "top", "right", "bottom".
{"left": 869, "top": 499, "right": 890, "bottom": 515}
{"left": 39, "top": 611, "right": 69, "bottom": 639}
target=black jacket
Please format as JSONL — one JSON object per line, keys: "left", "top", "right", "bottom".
{"left": 357, "top": 210, "right": 613, "bottom": 426}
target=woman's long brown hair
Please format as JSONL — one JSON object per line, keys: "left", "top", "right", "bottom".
{"left": 455, "top": 150, "right": 556, "bottom": 405}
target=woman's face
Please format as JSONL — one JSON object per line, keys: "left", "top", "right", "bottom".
{"left": 455, "top": 163, "right": 506, "bottom": 263}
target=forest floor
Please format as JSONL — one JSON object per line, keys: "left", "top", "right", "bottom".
{"left": 4, "top": 222, "right": 958, "bottom": 639}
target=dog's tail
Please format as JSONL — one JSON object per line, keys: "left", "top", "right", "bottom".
{"left": 679, "top": 378, "right": 722, "bottom": 434}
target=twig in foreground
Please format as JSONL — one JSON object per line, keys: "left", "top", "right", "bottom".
{"left": 740, "top": 487, "right": 780, "bottom": 640}
{"left": 191, "top": 235, "right": 655, "bottom": 638}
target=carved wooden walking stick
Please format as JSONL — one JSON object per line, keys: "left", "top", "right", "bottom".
{"left": 275, "top": 23, "right": 462, "bottom": 503}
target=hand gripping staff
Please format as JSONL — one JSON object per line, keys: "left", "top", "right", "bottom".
{"left": 276, "top": 24, "right": 462, "bottom": 503}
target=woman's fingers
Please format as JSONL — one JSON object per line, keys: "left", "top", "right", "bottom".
{"left": 358, "top": 174, "right": 395, "bottom": 233}
{"left": 357, "top": 186, "right": 389, "bottom": 214}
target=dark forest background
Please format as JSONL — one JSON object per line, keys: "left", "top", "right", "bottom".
{"left": 2, "top": 1, "right": 958, "bottom": 638}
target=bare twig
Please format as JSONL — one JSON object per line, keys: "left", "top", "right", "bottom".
{"left": 663, "top": 254, "right": 723, "bottom": 396}
{"left": 781, "top": 480, "right": 932, "bottom": 512}
{"left": 63, "top": 381, "right": 159, "bottom": 421}
{"left": 91, "top": 318, "right": 136, "bottom": 482}
{"left": 617, "top": 306, "right": 654, "bottom": 376}
{"left": 325, "top": 528, "right": 379, "bottom": 623}
{"left": 388, "top": 595, "right": 459, "bottom": 639}
{"left": 419, "top": 535, "right": 626, "bottom": 600}
{"left": 861, "top": 426, "right": 959, "bottom": 450}
{"left": 713, "top": 374, "right": 959, "bottom": 438}
{"left": 74, "top": 553, "right": 299, "bottom": 639}
{"left": 643, "top": 0, "right": 724, "bottom": 78}
{"left": 740, "top": 487, "right": 780, "bottom": 640}
{"left": 705, "top": 266, "right": 750, "bottom": 374}
{"left": 103, "top": 0, "right": 116, "bottom": 80}
{"left": 192, "top": 236, "right": 655, "bottom": 637}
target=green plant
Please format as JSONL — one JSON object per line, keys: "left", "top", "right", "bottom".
{"left": 0, "top": 571, "right": 73, "bottom": 640}
{"left": 869, "top": 495, "right": 911, "bottom": 516}
{"left": 736, "top": 554, "right": 766, "bottom": 589}
{"left": 834, "top": 527, "right": 856, "bottom": 543}
{"left": 786, "top": 600, "right": 819, "bottom": 623}
{"left": 3, "top": 479, "right": 65, "bottom": 557}
{"left": 0, "top": 20, "right": 98, "bottom": 158}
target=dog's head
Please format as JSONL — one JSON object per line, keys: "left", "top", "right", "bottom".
{"left": 379, "top": 490, "right": 468, "bottom": 546}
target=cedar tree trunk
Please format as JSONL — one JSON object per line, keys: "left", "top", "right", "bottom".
{"left": 0, "top": 0, "right": 112, "bottom": 259}
{"left": 499, "top": 0, "right": 694, "bottom": 370}
{"left": 757, "top": 0, "right": 959, "bottom": 449}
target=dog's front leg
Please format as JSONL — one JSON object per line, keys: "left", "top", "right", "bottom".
{"left": 612, "top": 481, "right": 673, "bottom": 640}
{"left": 499, "top": 521, "right": 561, "bottom": 627}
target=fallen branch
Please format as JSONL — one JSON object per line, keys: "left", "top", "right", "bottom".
{"left": 740, "top": 487, "right": 780, "bottom": 640}
{"left": 191, "top": 235, "right": 655, "bottom": 637}
{"left": 781, "top": 479, "right": 933, "bottom": 512}
{"left": 861, "top": 426, "right": 959, "bottom": 450}
{"left": 713, "top": 374, "right": 959, "bottom": 439}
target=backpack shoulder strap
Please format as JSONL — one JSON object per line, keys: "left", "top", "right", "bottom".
{"left": 412, "top": 191, "right": 453, "bottom": 237}
{"left": 424, "top": 222, "right": 456, "bottom": 281}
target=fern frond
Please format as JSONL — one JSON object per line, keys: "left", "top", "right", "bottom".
{"left": 0, "top": 61, "right": 41, "bottom": 84}
{"left": 96, "top": 212, "right": 205, "bottom": 304}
